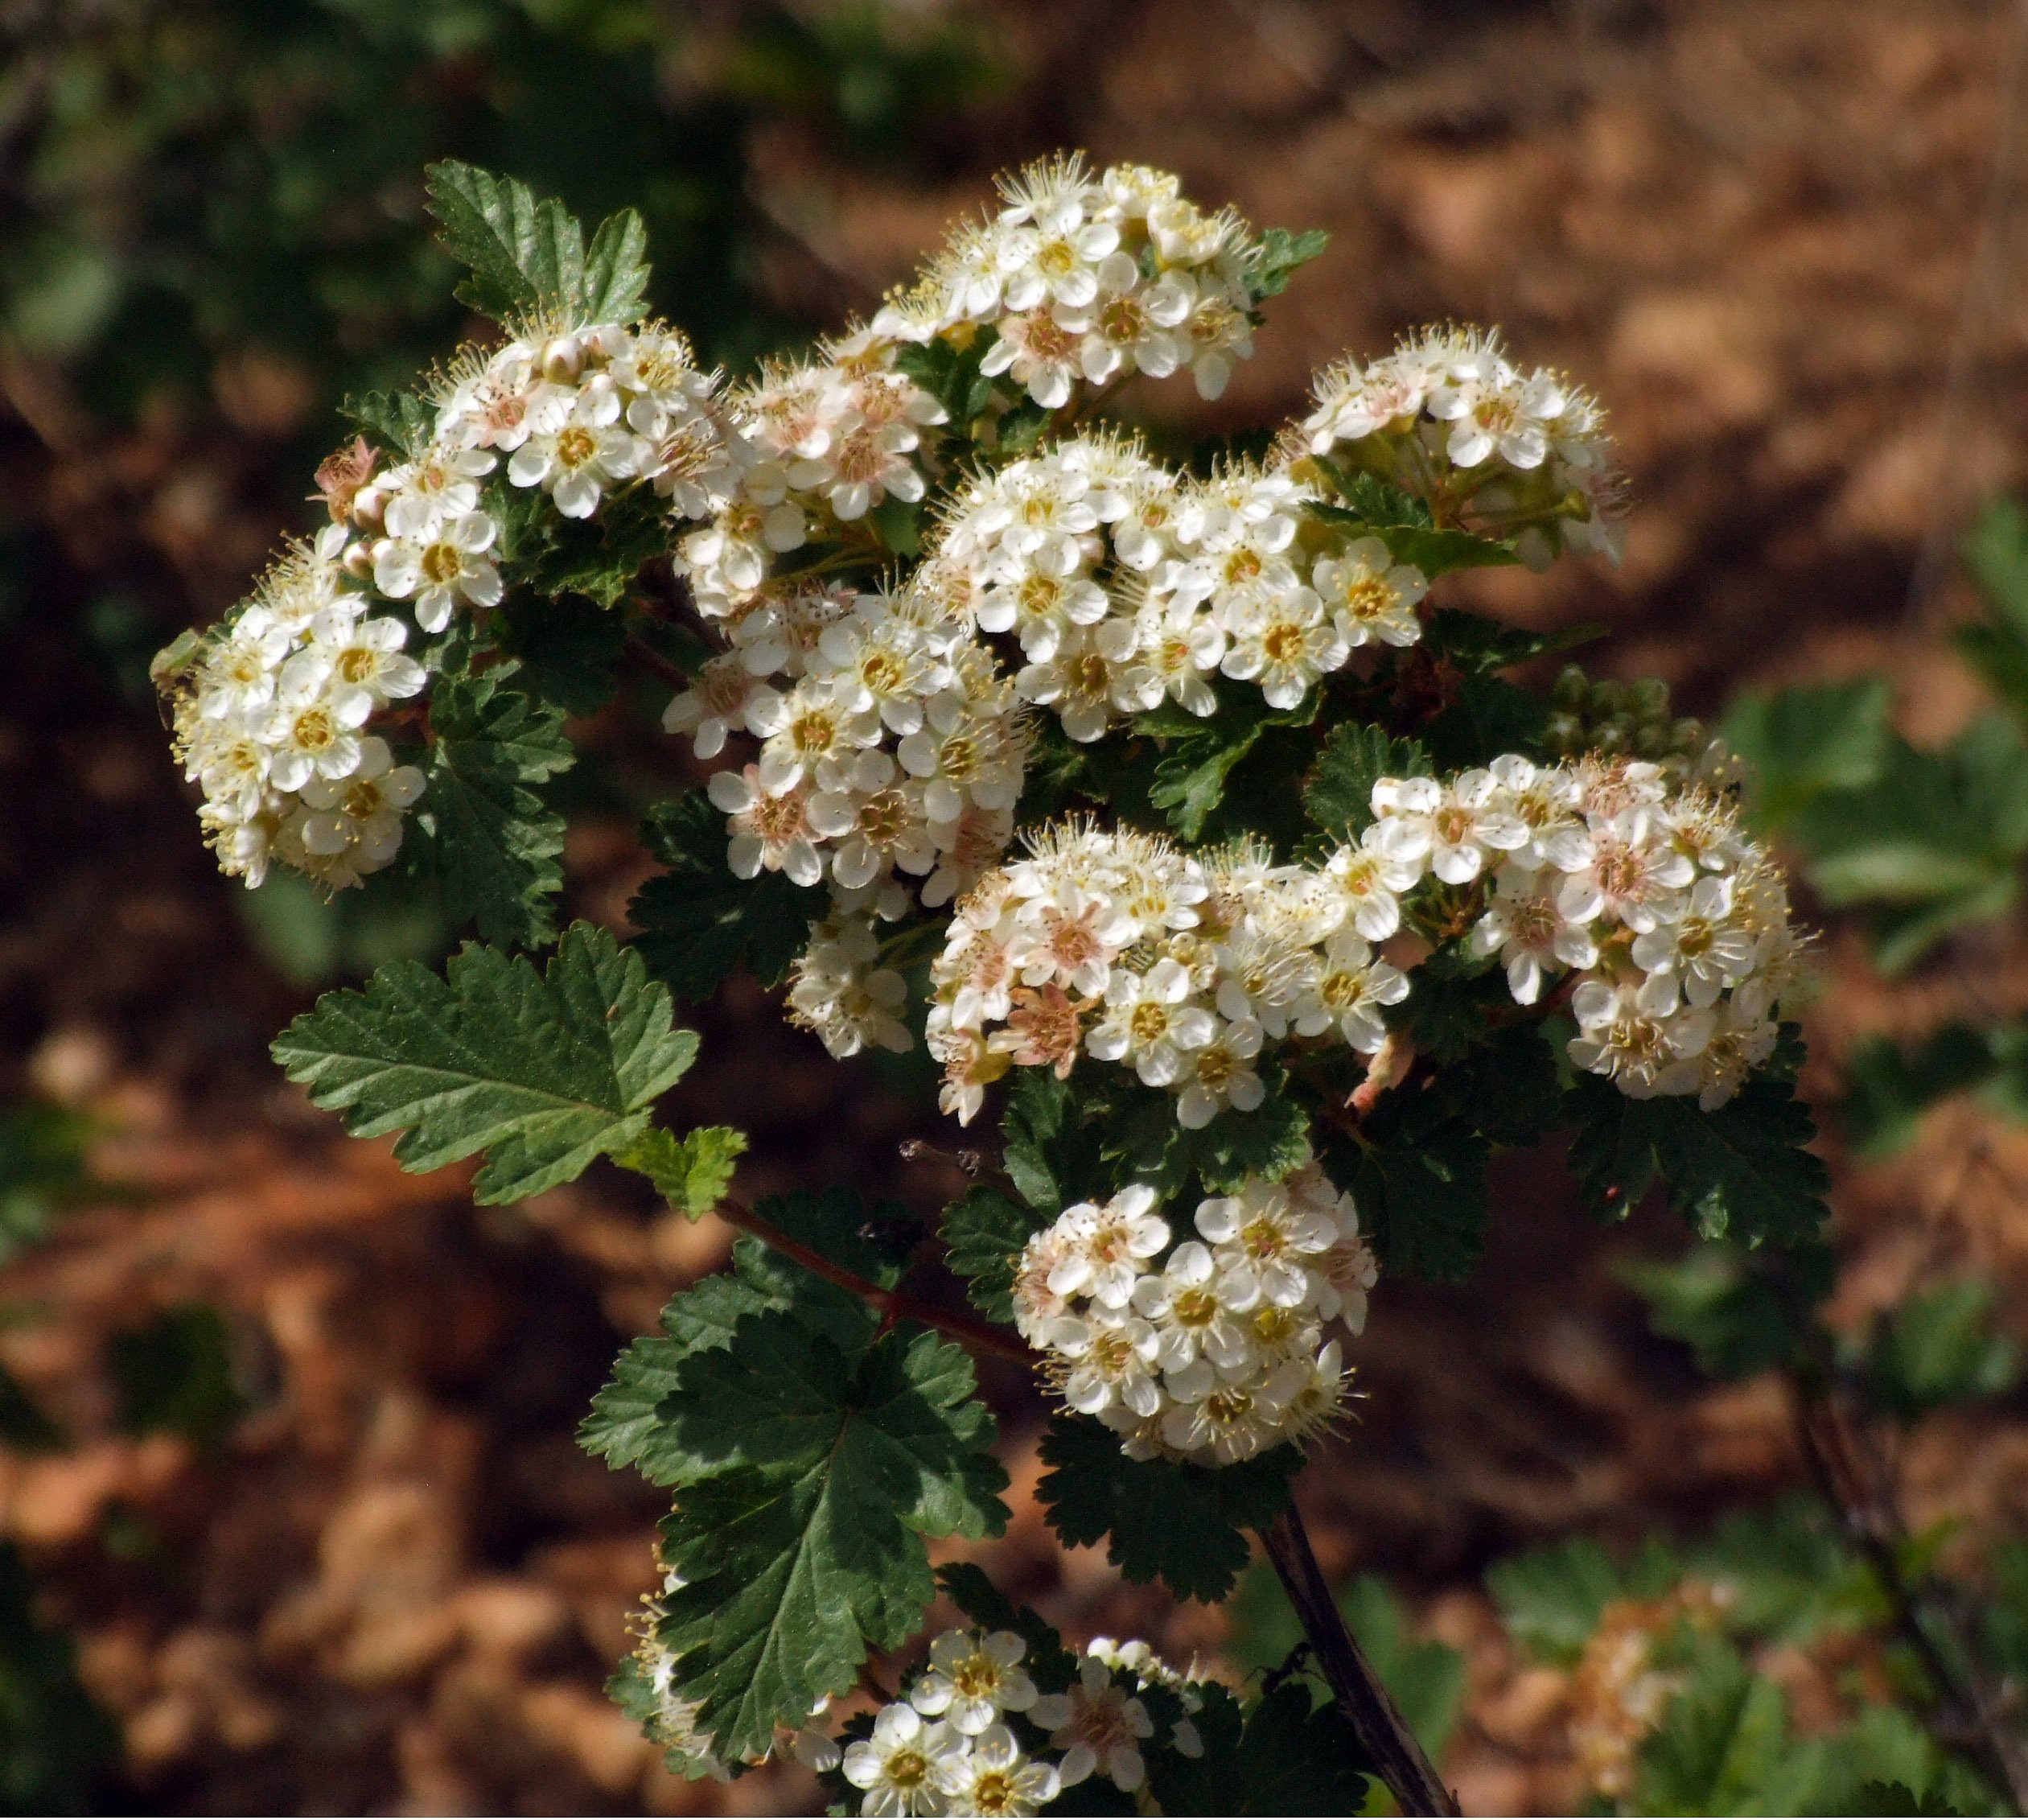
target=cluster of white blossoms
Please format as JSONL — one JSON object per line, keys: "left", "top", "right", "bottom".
{"left": 1365, "top": 753, "right": 1802, "bottom": 1109}
{"left": 919, "top": 436, "right": 1434, "bottom": 745}
{"left": 1294, "top": 323, "right": 1624, "bottom": 566}
{"left": 872, "top": 154, "right": 1264, "bottom": 408}
{"left": 1011, "top": 1167, "right": 1374, "bottom": 1466}
{"left": 817, "top": 1625, "right": 1209, "bottom": 1817}
{"left": 924, "top": 821, "right": 1412, "bottom": 1126}
{"left": 167, "top": 529, "right": 429, "bottom": 891}
{"left": 174, "top": 314, "right": 736, "bottom": 893}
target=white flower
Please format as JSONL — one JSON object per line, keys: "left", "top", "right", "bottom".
{"left": 1373, "top": 770, "right": 1529, "bottom": 885}
{"left": 294, "top": 736, "right": 425, "bottom": 879}
{"left": 372, "top": 510, "right": 502, "bottom": 633}
{"left": 1017, "top": 620, "right": 1157, "bottom": 742}
{"left": 1219, "top": 584, "right": 1347, "bottom": 709}
{"left": 1174, "top": 1019, "right": 1265, "bottom": 1129}
{"left": 506, "top": 383, "right": 646, "bottom": 517}
{"left": 911, "top": 1630, "right": 1039, "bottom": 1735}
{"left": 1052, "top": 1305, "right": 1166, "bottom": 1419}
{"left": 1133, "top": 599, "right": 1224, "bottom": 715}
{"left": 707, "top": 764, "right": 824, "bottom": 887}
{"left": 1428, "top": 359, "right": 1567, "bottom": 469}
{"left": 1569, "top": 979, "right": 1712, "bottom": 1097}
{"left": 1321, "top": 834, "right": 1420, "bottom": 942}
{"left": 931, "top": 1723, "right": 1058, "bottom": 1817}
{"left": 1471, "top": 864, "right": 1598, "bottom": 1005}
{"left": 1085, "top": 959, "right": 1216, "bottom": 1085}
{"left": 1629, "top": 874, "right": 1757, "bottom": 1009}
{"left": 842, "top": 1702, "right": 957, "bottom": 1817}
{"left": 662, "top": 653, "right": 784, "bottom": 760}
{"left": 1294, "top": 932, "right": 1410, "bottom": 1052}
{"left": 809, "top": 769, "right": 941, "bottom": 891}
{"left": 1554, "top": 807, "right": 1695, "bottom": 933}
{"left": 1312, "top": 537, "right": 1426, "bottom": 649}
{"left": 306, "top": 611, "right": 427, "bottom": 719}
{"left": 1043, "top": 1185, "right": 1170, "bottom": 1309}
{"left": 980, "top": 306, "right": 1088, "bottom": 410}
{"left": 263, "top": 669, "right": 370, "bottom": 792}
{"left": 1031, "top": 1656, "right": 1154, "bottom": 1792}
{"left": 1132, "top": 1241, "right": 1260, "bottom": 1380}
{"left": 1195, "top": 1180, "right": 1337, "bottom": 1310}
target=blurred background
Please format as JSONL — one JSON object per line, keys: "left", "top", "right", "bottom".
{"left": 3, "top": 0, "right": 2028, "bottom": 1812}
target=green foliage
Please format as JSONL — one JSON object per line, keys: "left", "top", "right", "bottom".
{"left": 493, "top": 592, "right": 629, "bottom": 718}
{"left": 647, "top": 1306, "right": 1007, "bottom": 1760}
{"left": 1035, "top": 1415, "right": 1295, "bottom": 1602}
{"left": 999, "top": 1069, "right": 1104, "bottom": 1216}
{"left": 1103, "top": 1073, "right": 1314, "bottom": 1201}
{"left": 1568, "top": 1050, "right": 1829, "bottom": 1246}
{"left": 1839, "top": 1023, "right": 2028, "bottom": 1157}
{"left": 1334, "top": 1093, "right": 1491, "bottom": 1283}
{"left": 1723, "top": 677, "right": 1893, "bottom": 830}
{"left": 1338, "top": 1575, "right": 1466, "bottom": 1761}
{"left": 939, "top": 1188, "right": 1047, "bottom": 1323}
{"left": 107, "top": 1303, "right": 247, "bottom": 1447}
{"left": 0, "top": 1102, "right": 94, "bottom": 1265}
{"left": 1245, "top": 228, "right": 1331, "bottom": 302}
{"left": 417, "top": 665, "right": 573, "bottom": 949}
{"left": 0, "top": 1543, "right": 120, "bottom": 1815}
{"left": 1145, "top": 1680, "right": 1372, "bottom": 1815}
{"left": 1619, "top": 1239, "right": 1833, "bottom": 1381}
{"left": 1302, "top": 723, "right": 1430, "bottom": 837}
{"left": 1146, "top": 689, "right": 1318, "bottom": 843}
{"left": 612, "top": 1124, "right": 748, "bottom": 1217}
{"left": 1488, "top": 1536, "right": 1629, "bottom": 1665}
{"left": 1421, "top": 607, "right": 1604, "bottom": 674}
{"left": 273, "top": 922, "right": 698, "bottom": 1204}
{"left": 1853, "top": 1280, "right": 2020, "bottom": 1416}
{"left": 629, "top": 793, "right": 818, "bottom": 1001}
{"left": 1306, "top": 494, "right": 1519, "bottom": 579}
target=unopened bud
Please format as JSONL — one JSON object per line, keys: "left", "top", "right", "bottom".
{"left": 1545, "top": 711, "right": 1585, "bottom": 753}
{"left": 1590, "top": 678, "right": 1627, "bottom": 718}
{"left": 350, "top": 484, "right": 387, "bottom": 531}
{"left": 343, "top": 541, "right": 376, "bottom": 581}
{"left": 541, "top": 335, "right": 584, "bottom": 382}
{"left": 1630, "top": 677, "right": 1670, "bottom": 719}
{"left": 1671, "top": 716, "right": 1704, "bottom": 754}
{"left": 1552, "top": 664, "right": 1590, "bottom": 711}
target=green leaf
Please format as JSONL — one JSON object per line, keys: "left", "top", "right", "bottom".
{"left": 629, "top": 793, "right": 819, "bottom": 1000}
{"left": 1148, "top": 690, "right": 1314, "bottom": 842}
{"left": 1619, "top": 1240, "right": 1832, "bottom": 1381}
{"left": 1306, "top": 500, "right": 1518, "bottom": 576}
{"left": 612, "top": 1123, "right": 747, "bottom": 1217}
{"left": 1422, "top": 607, "right": 1605, "bottom": 673}
{"left": 1422, "top": 673, "right": 1549, "bottom": 769}
{"left": 940, "top": 1187, "right": 1046, "bottom": 1324}
{"left": 579, "top": 207, "right": 652, "bottom": 323}
{"left": 1000, "top": 1069, "right": 1101, "bottom": 1216}
{"left": 338, "top": 389, "right": 433, "bottom": 456}
{"left": 1487, "top": 1537, "right": 1625, "bottom": 1665}
{"left": 0, "top": 1542, "right": 119, "bottom": 1814}
{"left": 1341, "top": 1575, "right": 1466, "bottom": 1760}
{"left": 649, "top": 1310, "right": 1008, "bottom": 1760}
{"left": 1722, "top": 679, "right": 1893, "bottom": 830}
{"left": 1144, "top": 1681, "right": 1372, "bottom": 1816}
{"left": 1839, "top": 1023, "right": 2012, "bottom": 1157}
{"left": 1566, "top": 1056, "right": 1829, "bottom": 1247}
{"left": 1302, "top": 722, "right": 1430, "bottom": 838}
{"left": 1245, "top": 225, "right": 1331, "bottom": 302}
{"left": 1035, "top": 1414, "right": 1295, "bottom": 1603}
{"left": 1963, "top": 495, "right": 2028, "bottom": 641}
{"left": 107, "top": 1303, "right": 245, "bottom": 1446}
{"left": 272, "top": 922, "right": 698, "bottom": 1204}
{"left": 419, "top": 668, "right": 572, "bottom": 949}
{"left": 1687, "top": 1497, "right": 1882, "bottom": 1645}
{"left": 425, "top": 160, "right": 586, "bottom": 325}
{"left": 934, "top": 1563, "right": 1079, "bottom": 1692}
{"left": 747, "top": 1184, "right": 919, "bottom": 1294}
{"left": 1341, "top": 1099, "right": 1490, "bottom": 1283}
{"left": 1631, "top": 1635, "right": 1790, "bottom": 1817}
{"left": 493, "top": 591, "right": 627, "bottom": 717}
{"left": 1858, "top": 1279, "right": 2019, "bottom": 1415}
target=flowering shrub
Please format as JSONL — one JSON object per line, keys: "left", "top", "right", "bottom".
{"left": 157, "top": 157, "right": 1838, "bottom": 1814}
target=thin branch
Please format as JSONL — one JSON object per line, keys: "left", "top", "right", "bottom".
{"left": 1258, "top": 1502, "right": 1460, "bottom": 1818}
{"left": 714, "top": 1196, "right": 1033, "bottom": 1365}
{"left": 1791, "top": 1376, "right": 2028, "bottom": 1809}
{"left": 625, "top": 635, "right": 689, "bottom": 694}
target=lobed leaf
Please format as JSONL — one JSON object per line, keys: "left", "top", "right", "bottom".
{"left": 426, "top": 160, "right": 584, "bottom": 324}
{"left": 271, "top": 922, "right": 697, "bottom": 1204}
{"left": 939, "top": 1187, "right": 1047, "bottom": 1324}
{"left": 612, "top": 1123, "right": 747, "bottom": 1217}
{"left": 1144, "top": 1681, "right": 1372, "bottom": 1816}
{"left": 1302, "top": 721, "right": 1430, "bottom": 838}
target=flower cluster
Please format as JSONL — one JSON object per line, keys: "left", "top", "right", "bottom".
{"left": 1294, "top": 324, "right": 1624, "bottom": 565}
{"left": 925, "top": 822, "right": 1412, "bottom": 1126}
{"left": 1366, "top": 754, "right": 1803, "bottom": 1107}
{"left": 1011, "top": 1168, "right": 1375, "bottom": 1467}
{"left": 874, "top": 154, "right": 1262, "bottom": 407}
{"left": 818, "top": 1625, "right": 1209, "bottom": 1816}
{"left": 167, "top": 529, "right": 428, "bottom": 891}
{"left": 921, "top": 439, "right": 1433, "bottom": 743}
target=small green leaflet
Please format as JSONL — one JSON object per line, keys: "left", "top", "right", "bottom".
{"left": 648, "top": 1309, "right": 1008, "bottom": 1761}
{"left": 1722, "top": 678, "right": 1893, "bottom": 831}
{"left": 629, "top": 793, "right": 818, "bottom": 1000}
{"left": 271, "top": 922, "right": 698, "bottom": 1204}
{"left": 1246, "top": 226, "right": 1330, "bottom": 302}
{"left": 1302, "top": 722, "right": 1430, "bottom": 837}
{"left": 1618, "top": 1240, "right": 1831, "bottom": 1381}
{"left": 1487, "top": 1536, "right": 1627, "bottom": 1665}
{"left": 338, "top": 389, "right": 433, "bottom": 457}
{"left": 418, "top": 668, "right": 571, "bottom": 949}
{"left": 1336, "top": 1097, "right": 1491, "bottom": 1283}
{"left": 1422, "top": 607, "right": 1605, "bottom": 674}
{"left": 1567, "top": 1055, "right": 1829, "bottom": 1247}
{"left": 1147, "top": 689, "right": 1316, "bottom": 842}
{"left": 425, "top": 161, "right": 652, "bottom": 327}
{"left": 1035, "top": 1414, "right": 1295, "bottom": 1602}
{"left": 611, "top": 1123, "right": 747, "bottom": 1217}
{"left": 1306, "top": 497, "right": 1519, "bottom": 578}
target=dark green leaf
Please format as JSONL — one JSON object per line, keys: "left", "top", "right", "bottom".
{"left": 272, "top": 922, "right": 699, "bottom": 1203}
{"left": 579, "top": 207, "right": 652, "bottom": 323}
{"left": 425, "top": 160, "right": 586, "bottom": 324}
{"left": 1858, "top": 1279, "right": 2019, "bottom": 1416}
{"left": 0, "top": 1542, "right": 119, "bottom": 1814}
{"left": 493, "top": 591, "right": 627, "bottom": 717}
{"left": 1963, "top": 496, "right": 2028, "bottom": 641}
{"left": 1148, "top": 690, "right": 1314, "bottom": 842}
{"left": 1631, "top": 1634, "right": 1788, "bottom": 1817}
{"left": 338, "top": 389, "right": 433, "bottom": 456}
{"left": 1423, "top": 607, "right": 1605, "bottom": 673}
{"left": 935, "top": 1563, "right": 1079, "bottom": 1692}
{"left": 1487, "top": 1537, "right": 1624, "bottom": 1665}
{"left": 1566, "top": 1056, "right": 1829, "bottom": 1247}
{"left": 419, "top": 668, "right": 572, "bottom": 949}
{"left": 1302, "top": 722, "right": 1430, "bottom": 838}
{"left": 629, "top": 792, "right": 821, "bottom": 1000}
{"left": 1422, "top": 673, "right": 1549, "bottom": 769}
{"left": 649, "top": 1311, "right": 1008, "bottom": 1760}
{"left": 1686, "top": 1497, "right": 1882, "bottom": 1645}
{"left": 1000, "top": 1069, "right": 1103, "bottom": 1216}
{"left": 1306, "top": 500, "right": 1518, "bottom": 576}
{"left": 1839, "top": 1024, "right": 2012, "bottom": 1157}
{"left": 940, "top": 1188, "right": 1046, "bottom": 1324}
{"left": 1619, "top": 1240, "right": 1832, "bottom": 1381}
{"left": 1342, "top": 1098, "right": 1489, "bottom": 1283}
{"left": 107, "top": 1303, "right": 245, "bottom": 1446}
{"left": 1035, "top": 1414, "right": 1295, "bottom": 1602}
{"left": 1145, "top": 1681, "right": 1372, "bottom": 1815}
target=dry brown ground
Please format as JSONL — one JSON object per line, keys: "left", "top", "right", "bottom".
{"left": 6, "top": 0, "right": 2028, "bottom": 1811}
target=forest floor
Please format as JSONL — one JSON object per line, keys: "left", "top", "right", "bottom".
{"left": 5, "top": 0, "right": 2028, "bottom": 1811}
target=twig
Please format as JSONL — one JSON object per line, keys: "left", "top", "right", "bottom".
{"left": 1258, "top": 1503, "right": 1460, "bottom": 1817}
{"left": 714, "top": 1196, "right": 1033, "bottom": 1365}
{"left": 624, "top": 635, "right": 689, "bottom": 694}
{"left": 1791, "top": 1374, "right": 2028, "bottom": 1808}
